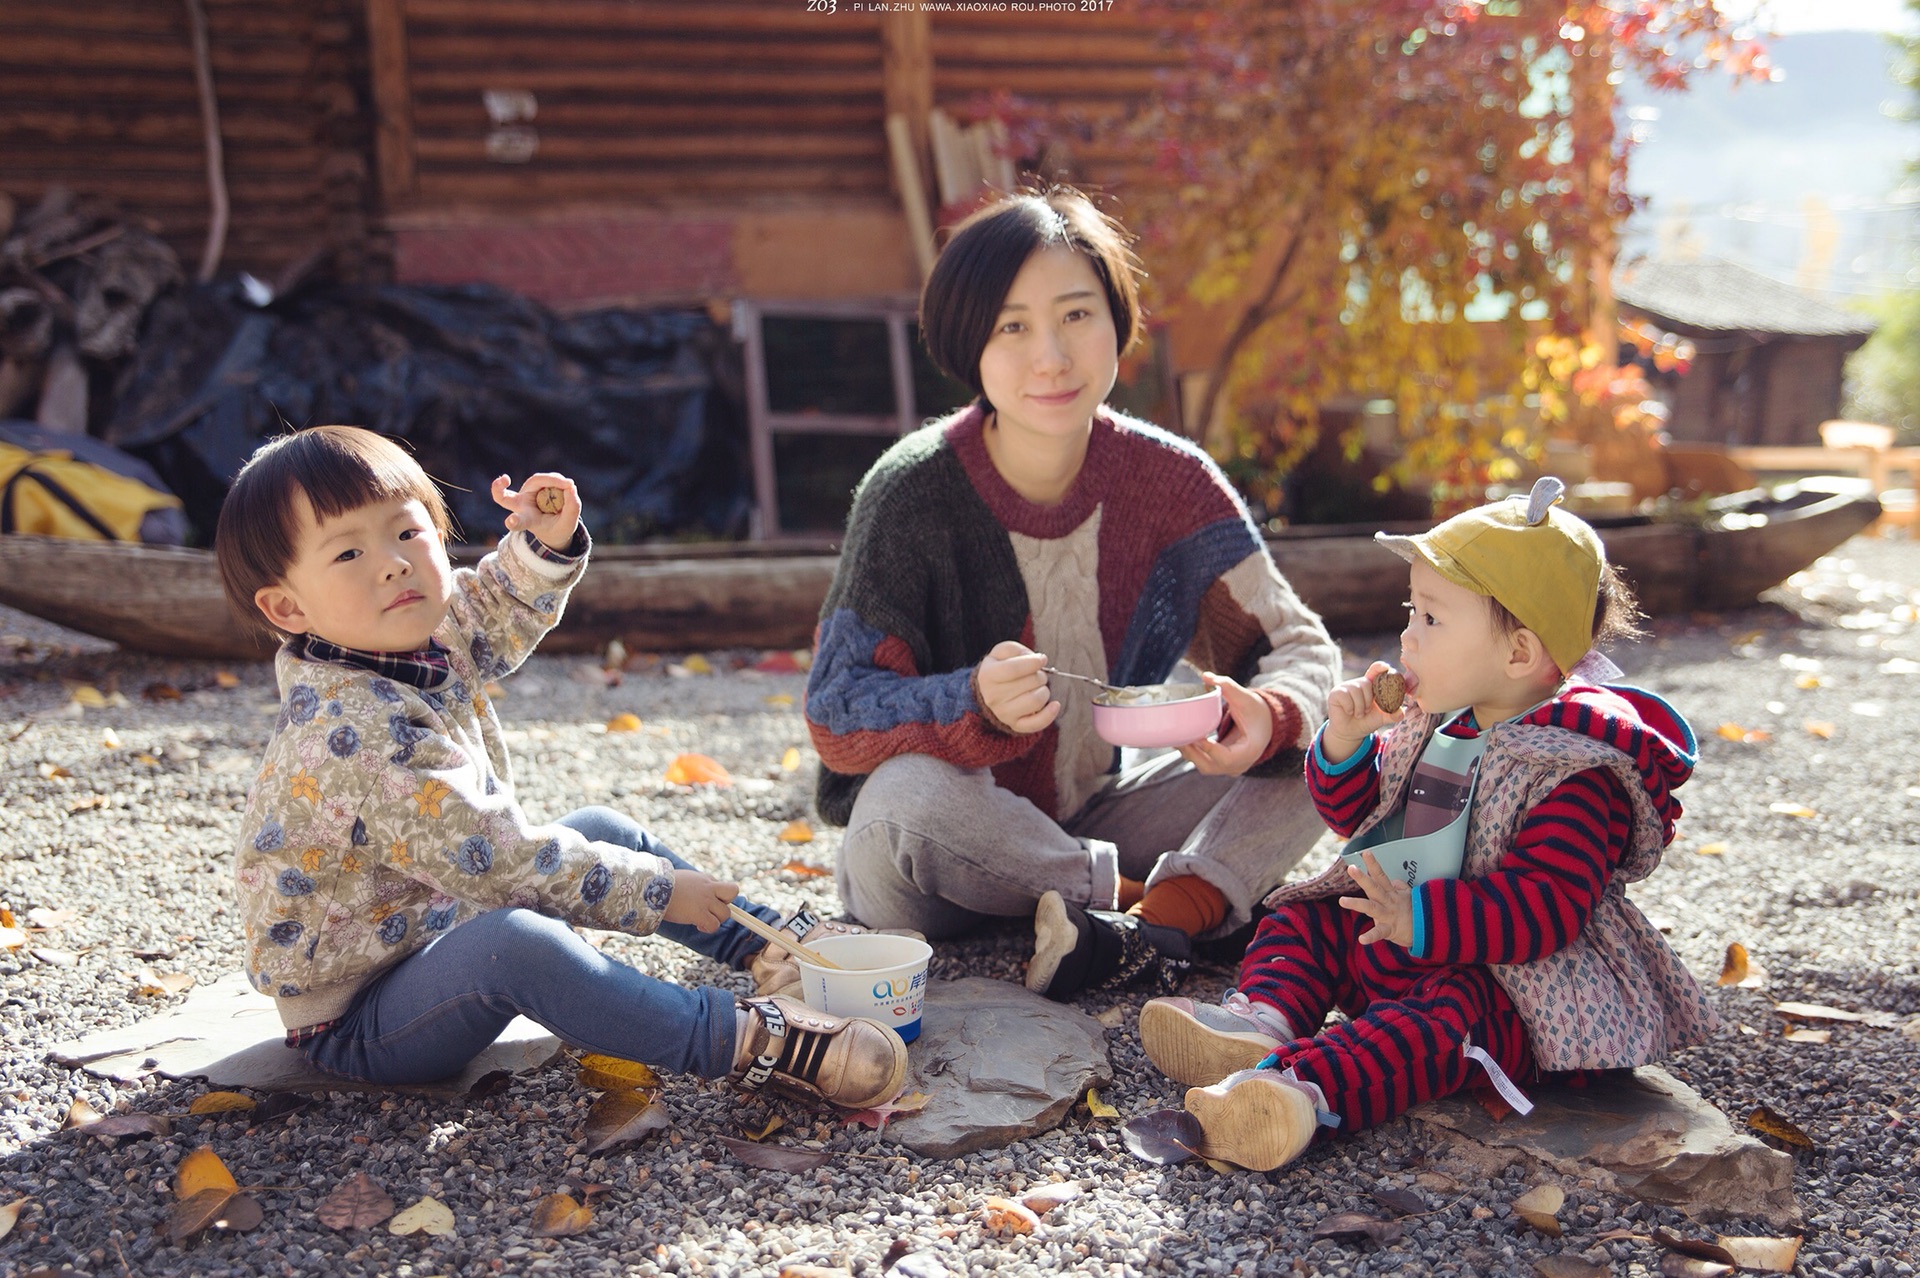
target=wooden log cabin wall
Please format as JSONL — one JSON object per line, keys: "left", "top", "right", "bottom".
{"left": 0, "top": 0, "right": 380, "bottom": 284}
{"left": 369, "top": 0, "right": 1181, "bottom": 309}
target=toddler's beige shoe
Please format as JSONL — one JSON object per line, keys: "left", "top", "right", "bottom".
{"left": 1182, "top": 1069, "right": 1320, "bottom": 1171}
{"left": 733, "top": 996, "right": 908, "bottom": 1111}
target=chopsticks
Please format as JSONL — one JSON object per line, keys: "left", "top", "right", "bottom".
{"left": 727, "top": 903, "right": 844, "bottom": 970}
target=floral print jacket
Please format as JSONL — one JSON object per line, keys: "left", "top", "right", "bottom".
{"left": 234, "top": 530, "right": 676, "bottom": 1031}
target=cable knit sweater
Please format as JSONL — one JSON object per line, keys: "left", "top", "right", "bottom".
{"left": 234, "top": 530, "right": 677, "bottom": 1031}
{"left": 806, "top": 403, "right": 1340, "bottom": 826}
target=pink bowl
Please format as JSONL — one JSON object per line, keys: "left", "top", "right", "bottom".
{"left": 1090, "top": 688, "right": 1223, "bottom": 749}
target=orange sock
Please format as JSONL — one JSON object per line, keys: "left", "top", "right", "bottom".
{"left": 1128, "top": 876, "right": 1229, "bottom": 937}
{"left": 1116, "top": 875, "right": 1147, "bottom": 911}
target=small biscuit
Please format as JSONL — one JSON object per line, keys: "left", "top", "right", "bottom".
{"left": 534, "top": 486, "right": 565, "bottom": 515}
{"left": 1372, "top": 670, "right": 1406, "bottom": 714}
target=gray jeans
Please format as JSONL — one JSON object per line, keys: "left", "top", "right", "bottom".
{"left": 836, "top": 750, "right": 1329, "bottom": 941}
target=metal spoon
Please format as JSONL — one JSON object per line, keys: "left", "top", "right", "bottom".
{"left": 1043, "top": 666, "right": 1122, "bottom": 696}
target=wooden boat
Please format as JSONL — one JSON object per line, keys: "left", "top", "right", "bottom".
{"left": 0, "top": 479, "right": 1882, "bottom": 662}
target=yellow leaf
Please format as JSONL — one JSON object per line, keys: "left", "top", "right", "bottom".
{"left": 0, "top": 1197, "right": 26, "bottom": 1244}
{"left": 1802, "top": 720, "right": 1835, "bottom": 740}
{"left": 664, "top": 754, "right": 732, "bottom": 787}
{"left": 1717, "top": 942, "right": 1749, "bottom": 987}
{"left": 1085, "top": 1088, "right": 1119, "bottom": 1120}
{"left": 681, "top": 653, "right": 712, "bottom": 674}
{"left": 1746, "top": 1105, "right": 1814, "bottom": 1149}
{"left": 389, "top": 1196, "right": 456, "bottom": 1237}
{"left": 100, "top": 728, "right": 121, "bottom": 750}
{"left": 741, "top": 1115, "right": 785, "bottom": 1141}
{"left": 780, "top": 746, "right": 801, "bottom": 772}
{"left": 777, "top": 819, "right": 814, "bottom": 845}
{"left": 778, "top": 858, "right": 832, "bottom": 879}
{"left": 1783, "top": 1028, "right": 1831, "bottom": 1044}
{"left": 1715, "top": 724, "right": 1770, "bottom": 744}
{"left": 214, "top": 671, "right": 240, "bottom": 689}
{"left": 37, "top": 763, "right": 69, "bottom": 779}
{"left": 188, "top": 1092, "right": 257, "bottom": 1115}
{"left": 177, "top": 1146, "right": 239, "bottom": 1199}
{"left": 576, "top": 1054, "right": 660, "bottom": 1092}
{"left": 69, "top": 684, "right": 107, "bottom": 708}
{"left": 1694, "top": 842, "right": 1729, "bottom": 857}
{"left": 133, "top": 966, "right": 194, "bottom": 996}
{"left": 1511, "top": 1184, "right": 1564, "bottom": 1237}
{"left": 1717, "top": 1234, "right": 1802, "bottom": 1272}
{"left": 1794, "top": 674, "right": 1822, "bottom": 690}
{"left": 1767, "top": 802, "right": 1817, "bottom": 819}
{"left": 605, "top": 713, "right": 642, "bottom": 733}
{"left": 530, "top": 1192, "right": 594, "bottom": 1238}
{"left": 764, "top": 693, "right": 795, "bottom": 707}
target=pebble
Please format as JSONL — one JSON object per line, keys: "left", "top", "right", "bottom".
{"left": 2, "top": 539, "right": 1918, "bottom": 1275}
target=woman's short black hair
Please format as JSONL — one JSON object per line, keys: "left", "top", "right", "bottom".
{"left": 918, "top": 187, "right": 1145, "bottom": 403}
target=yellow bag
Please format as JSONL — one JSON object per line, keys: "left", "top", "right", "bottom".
{"left": 0, "top": 441, "right": 186, "bottom": 542}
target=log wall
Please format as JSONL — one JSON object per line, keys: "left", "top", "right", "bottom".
{"left": 0, "top": 0, "right": 379, "bottom": 282}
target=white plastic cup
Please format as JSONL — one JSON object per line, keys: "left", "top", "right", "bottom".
{"left": 793, "top": 933, "right": 934, "bottom": 1044}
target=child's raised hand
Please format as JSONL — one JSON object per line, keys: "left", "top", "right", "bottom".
{"left": 1321, "top": 661, "right": 1405, "bottom": 763}
{"left": 492, "top": 472, "right": 581, "bottom": 552}
{"left": 976, "top": 639, "right": 1061, "bottom": 735}
{"left": 1338, "top": 849, "right": 1414, "bottom": 948}
{"left": 663, "top": 869, "right": 736, "bottom": 932}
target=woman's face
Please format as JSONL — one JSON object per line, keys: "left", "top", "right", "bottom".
{"left": 977, "top": 246, "right": 1119, "bottom": 444}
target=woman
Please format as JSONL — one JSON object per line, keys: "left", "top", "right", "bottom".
{"left": 804, "top": 189, "right": 1341, "bottom": 1000}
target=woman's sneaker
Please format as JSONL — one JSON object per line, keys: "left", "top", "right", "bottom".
{"left": 747, "top": 907, "right": 926, "bottom": 1000}
{"left": 1025, "top": 890, "right": 1192, "bottom": 1002}
{"left": 732, "top": 996, "right": 908, "bottom": 1111}
{"left": 1183, "top": 1070, "right": 1320, "bottom": 1171}
{"left": 1139, "top": 992, "right": 1296, "bottom": 1086}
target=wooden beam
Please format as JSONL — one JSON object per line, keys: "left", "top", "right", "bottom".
{"left": 881, "top": 12, "right": 932, "bottom": 161}
{"left": 366, "top": 0, "right": 415, "bottom": 201}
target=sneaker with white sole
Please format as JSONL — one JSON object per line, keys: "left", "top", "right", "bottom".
{"left": 747, "top": 906, "right": 926, "bottom": 1000}
{"left": 1183, "top": 1069, "right": 1321, "bottom": 1171}
{"left": 732, "top": 995, "right": 908, "bottom": 1111}
{"left": 1139, "top": 992, "right": 1296, "bottom": 1086}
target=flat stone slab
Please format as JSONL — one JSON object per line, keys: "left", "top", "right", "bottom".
{"left": 886, "top": 977, "right": 1112, "bottom": 1158}
{"left": 46, "top": 971, "right": 563, "bottom": 1097}
{"left": 1413, "top": 1065, "right": 1800, "bottom": 1229}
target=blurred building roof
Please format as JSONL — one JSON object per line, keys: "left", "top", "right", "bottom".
{"left": 1614, "top": 258, "right": 1878, "bottom": 338}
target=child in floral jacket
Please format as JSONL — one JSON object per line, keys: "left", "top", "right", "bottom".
{"left": 217, "top": 426, "right": 906, "bottom": 1108}
{"left": 1136, "top": 478, "right": 1718, "bottom": 1170}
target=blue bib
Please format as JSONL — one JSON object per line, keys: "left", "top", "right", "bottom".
{"left": 1339, "top": 713, "right": 1489, "bottom": 886}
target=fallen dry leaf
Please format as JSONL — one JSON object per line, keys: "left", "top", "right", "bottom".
{"left": 68, "top": 684, "right": 107, "bottom": 708}
{"left": 680, "top": 653, "right": 713, "bottom": 675}
{"left": 1794, "top": 673, "right": 1822, "bottom": 689}
{"left": 1095, "top": 1005, "right": 1127, "bottom": 1029}
{"left": 1773, "top": 1000, "right": 1898, "bottom": 1027}
{"left": 26, "top": 907, "right": 76, "bottom": 929}
{"left": 530, "top": 1192, "right": 594, "bottom": 1238}
{"left": 1715, "top": 723, "right": 1770, "bottom": 743}
{"left": 843, "top": 1090, "right": 931, "bottom": 1132}
{"left": 0, "top": 926, "right": 23, "bottom": 950}
{"left": 584, "top": 1090, "right": 671, "bottom": 1153}
{"left": 1693, "top": 841, "right": 1728, "bottom": 857}
{"left": 1371, "top": 1186, "right": 1429, "bottom": 1216}
{"left": 1802, "top": 720, "right": 1835, "bottom": 740}
{"left": 776, "top": 819, "right": 814, "bottom": 844}
{"left": 1511, "top": 1183, "right": 1565, "bottom": 1236}
{"left": 577, "top": 1054, "right": 661, "bottom": 1093}
{"left": 664, "top": 753, "right": 732, "bottom": 787}
{"left": 979, "top": 1196, "right": 1041, "bottom": 1236}
{"left": 144, "top": 682, "right": 183, "bottom": 701}
{"left": 740, "top": 1114, "right": 785, "bottom": 1142}
{"left": 605, "top": 713, "right": 642, "bottom": 733}
{"left": 1533, "top": 1257, "right": 1608, "bottom": 1278}
{"left": 714, "top": 1136, "right": 831, "bottom": 1172}
{"left": 188, "top": 1092, "right": 256, "bottom": 1116}
{"left": 29, "top": 947, "right": 76, "bottom": 967}
{"left": 177, "top": 1146, "right": 239, "bottom": 1199}
{"left": 764, "top": 692, "right": 795, "bottom": 707}
{"left": 214, "top": 671, "right": 240, "bottom": 689}
{"left": 170, "top": 1186, "right": 261, "bottom": 1246}
{"left": 1716, "top": 1235, "right": 1802, "bottom": 1272}
{"left": 1085, "top": 1088, "right": 1119, "bottom": 1119}
{"left": 1717, "top": 942, "right": 1750, "bottom": 987}
{"left": 1119, "top": 1109, "right": 1203, "bottom": 1165}
{"left": 1767, "top": 802, "right": 1817, "bottom": 819}
{"left": 780, "top": 746, "right": 801, "bottom": 771}
{"left": 1020, "top": 1182, "right": 1084, "bottom": 1216}
{"left": 1746, "top": 1105, "right": 1815, "bottom": 1150}
{"left": 1312, "top": 1211, "right": 1406, "bottom": 1245}
{"left": 1659, "top": 1257, "right": 1733, "bottom": 1278}
{"left": 779, "top": 858, "right": 832, "bottom": 879}
{"left": 754, "top": 651, "right": 804, "bottom": 674}
{"left": 778, "top": 1266, "right": 853, "bottom": 1278}
{"left": 316, "top": 1172, "right": 394, "bottom": 1231}
{"left": 388, "top": 1196, "right": 456, "bottom": 1237}
{"left": 132, "top": 966, "right": 193, "bottom": 996}
{"left": 1783, "top": 1028, "right": 1831, "bottom": 1044}
{"left": 79, "top": 1112, "right": 171, "bottom": 1141}
{"left": 62, "top": 1097, "right": 104, "bottom": 1130}
{"left": 100, "top": 728, "right": 121, "bottom": 750}
{"left": 0, "top": 1197, "right": 25, "bottom": 1244}
{"left": 67, "top": 795, "right": 106, "bottom": 814}
{"left": 36, "top": 762, "right": 69, "bottom": 779}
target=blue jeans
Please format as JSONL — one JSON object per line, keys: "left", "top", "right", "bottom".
{"left": 304, "top": 806, "right": 785, "bottom": 1086}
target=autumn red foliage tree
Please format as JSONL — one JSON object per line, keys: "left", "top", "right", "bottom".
{"left": 1055, "top": 0, "right": 1768, "bottom": 511}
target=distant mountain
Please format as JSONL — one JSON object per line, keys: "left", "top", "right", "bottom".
{"left": 1620, "top": 30, "right": 1918, "bottom": 297}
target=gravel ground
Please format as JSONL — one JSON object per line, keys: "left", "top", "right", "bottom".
{"left": 2, "top": 535, "right": 1918, "bottom": 1278}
